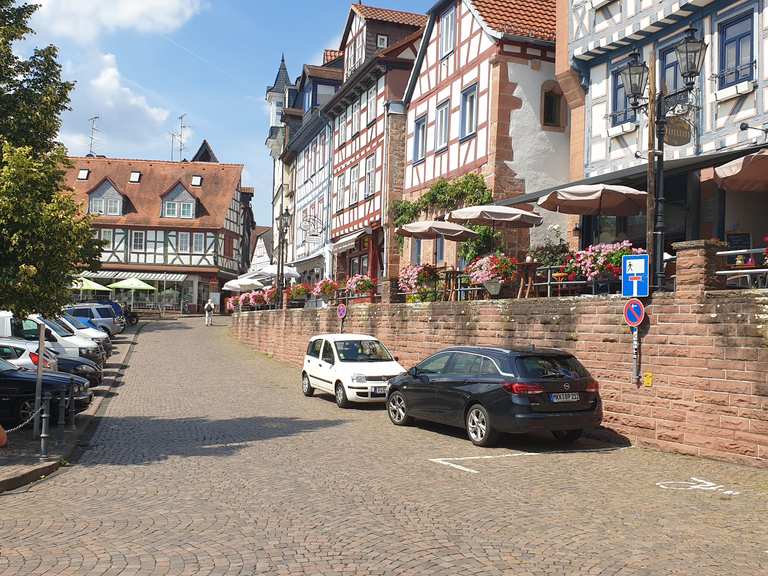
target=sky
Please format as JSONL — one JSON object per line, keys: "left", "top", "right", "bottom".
{"left": 22, "top": 0, "right": 434, "bottom": 226}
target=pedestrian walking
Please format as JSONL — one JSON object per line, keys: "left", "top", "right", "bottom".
{"left": 204, "top": 298, "right": 215, "bottom": 326}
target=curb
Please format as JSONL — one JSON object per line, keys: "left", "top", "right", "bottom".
{"left": 0, "top": 323, "right": 147, "bottom": 494}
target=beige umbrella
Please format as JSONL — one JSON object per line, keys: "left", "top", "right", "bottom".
{"left": 446, "top": 205, "right": 543, "bottom": 228}
{"left": 714, "top": 149, "right": 768, "bottom": 193}
{"left": 396, "top": 220, "right": 478, "bottom": 241}
{"left": 537, "top": 184, "right": 647, "bottom": 216}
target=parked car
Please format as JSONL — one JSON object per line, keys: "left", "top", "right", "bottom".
{"left": 0, "top": 312, "right": 103, "bottom": 366}
{"left": 386, "top": 346, "right": 602, "bottom": 447}
{"left": 302, "top": 334, "right": 405, "bottom": 408}
{"left": 0, "top": 337, "right": 58, "bottom": 372}
{"left": 64, "top": 303, "right": 125, "bottom": 336}
{"left": 55, "top": 355, "right": 103, "bottom": 389}
{"left": 57, "top": 312, "right": 113, "bottom": 356}
{"left": 0, "top": 357, "right": 90, "bottom": 423}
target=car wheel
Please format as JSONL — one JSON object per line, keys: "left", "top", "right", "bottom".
{"left": 15, "top": 399, "right": 36, "bottom": 424}
{"left": 335, "top": 382, "right": 349, "bottom": 408}
{"left": 552, "top": 429, "right": 583, "bottom": 443}
{"left": 466, "top": 404, "right": 498, "bottom": 447}
{"left": 301, "top": 372, "right": 314, "bottom": 397}
{"left": 387, "top": 391, "right": 412, "bottom": 426}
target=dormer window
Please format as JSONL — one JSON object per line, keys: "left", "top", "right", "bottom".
{"left": 77, "top": 169, "right": 90, "bottom": 180}
{"left": 180, "top": 202, "right": 194, "bottom": 218}
{"left": 90, "top": 198, "right": 104, "bottom": 214}
{"left": 191, "top": 175, "right": 203, "bottom": 186}
{"left": 129, "top": 171, "right": 141, "bottom": 183}
{"left": 163, "top": 182, "right": 197, "bottom": 219}
{"left": 88, "top": 179, "right": 122, "bottom": 216}
{"left": 164, "top": 201, "right": 178, "bottom": 218}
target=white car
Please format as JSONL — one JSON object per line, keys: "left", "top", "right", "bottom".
{"left": 302, "top": 334, "right": 405, "bottom": 407}
{"left": 0, "top": 337, "right": 58, "bottom": 372}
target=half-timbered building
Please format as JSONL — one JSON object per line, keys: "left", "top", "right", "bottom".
{"left": 401, "top": 0, "right": 567, "bottom": 269}
{"left": 66, "top": 147, "right": 252, "bottom": 312}
{"left": 282, "top": 57, "right": 344, "bottom": 283}
{"left": 324, "top": 4, "right": 426, "bottom": 282}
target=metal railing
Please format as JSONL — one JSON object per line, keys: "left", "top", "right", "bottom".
{"left": 715, "top": 248, "right": 768, "bottom": 289}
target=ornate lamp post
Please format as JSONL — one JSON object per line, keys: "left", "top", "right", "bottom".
{"left": 620, "top": 28, "right": 707, "bottom": 290}
{"left": 276, "top": 208, "right": 290, "bottom": 308}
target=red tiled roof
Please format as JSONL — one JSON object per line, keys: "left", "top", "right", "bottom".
{"left": 323, "top": 49, "right": 343, "bottom": 64}
{"left": 65, "top": 157, "right": 243, "bottom": 230}
{"left": 352, "top": 4, "right": 427, "bottom": 28}
{"left": 472, "top": 0, "right": 556, "bottom": 42}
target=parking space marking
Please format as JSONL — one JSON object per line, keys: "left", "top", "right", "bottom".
{"left": 656, "top": 477, "right": 740, "bottom": 496}
{"left": 429, "top": 446, "right": 630, "bottom": 474}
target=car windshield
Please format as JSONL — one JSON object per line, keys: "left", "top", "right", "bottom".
{"left": 43, "top": 318, "right": 73, "bottom": 337}
{"left": 61, "top": 313, "right": 88, "bottom": 330}
{"left": 334, "top": 340, "right": 393, "bottom": 362}
{"left": 0, "top": 357, "right": 18, "bottom": 371}
{"left": 516, "top": 355, "right": 590, "bottom": 379}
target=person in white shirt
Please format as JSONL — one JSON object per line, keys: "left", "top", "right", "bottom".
{"left": 204, "top": 298, "right": 215, "bottom": 326}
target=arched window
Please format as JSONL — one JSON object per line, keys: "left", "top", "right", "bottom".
{"left": 541, "top": 81, "right": 565, "bottom": 129}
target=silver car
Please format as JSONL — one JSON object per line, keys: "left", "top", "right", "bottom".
{"left": 65, "top": 304, "right": 124, "bottom": 336}
{"left": 0, "top": 337, "right": 59, "bottom": 372}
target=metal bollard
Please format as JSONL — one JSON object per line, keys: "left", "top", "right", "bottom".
{"left": 39, "top": 394, "right": 50, "bottom": 460}
{"left": 68, "top": 384, "right": 76, "bottom": 430}
{"left": 58, "top": 392, "right": 66, "bottom": 428}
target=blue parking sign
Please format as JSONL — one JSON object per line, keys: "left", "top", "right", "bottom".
{"left": 622, "top": 254, "right": 649, "bottom": 297}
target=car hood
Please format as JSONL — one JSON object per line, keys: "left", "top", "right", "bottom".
{"left": 77, "top": 328, "right": 108, "bottom": 340}
{"left": 56, "top": 356, "right": 100, "bottom": 371}
{"left": 60, "top": 334, "right": 98, "bottom": 348}
{"left": 1, "top": 368, "right": 81, "bottom": 390}
{"left": 338, "top": 361, "right": 405, "bottom": 376}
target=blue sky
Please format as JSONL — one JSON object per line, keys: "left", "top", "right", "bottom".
{"left": 27, "top": 0, "right": 433, "bottom": 225}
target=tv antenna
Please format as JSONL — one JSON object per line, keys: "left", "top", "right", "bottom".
{"left": 177, "top": 113, "right": 188, "bottom": 160}
{"left": 88, "top": 115, "right": 100, "bottom": 155}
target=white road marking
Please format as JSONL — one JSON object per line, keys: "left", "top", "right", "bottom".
{"left": 429, "top": 446, "right": 630, "bottom": 474}
{"left": 656, "top": 477, "right": 739, "bottom": 495}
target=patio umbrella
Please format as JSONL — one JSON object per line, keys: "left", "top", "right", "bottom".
{"left": 70, "top": 277, "right": 111, "bottom": 291}
{"left": 537, "top": 184, "right": 647, "bottom": 216}
{"left": 396, "top": 220, "right": 478, "bottom": 240}
{"left": 252, "top": 264, "right": 300, "bottom": 279}
{"left": 224, "top": 277, "right": 264, "bottom": 292}
{"left": 713, "top": 149, "right": 768, "bottom": 193}
{"left": 107, "top": 277, "right": 156, "bottom": 307}
{"left": 446, "top": 205, "right": 544, "bottom": 228}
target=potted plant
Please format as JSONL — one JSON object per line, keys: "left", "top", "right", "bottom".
{"left": 346, "top": 274, "right": 375, "bottom": 294}
{"left": 465, "top": 254, "right": 519, "bottom": 295}
{"left": 290, "top": 283, "right": 310, "bottom": 301}
{"left": 563, "top": 241, "right": 644, "bottom": 282}
{"left": 263, "top": 286, "right": 277, "bottom": 304}
{"left": 398, "top": 264, "right": 440, "bottom": 301}
{"left": 225, "top": 297, "right": 235, "bottom": 313}
{"left": 239, "top": 292, "right": 252, "bottom": 310}
{"left": 313, "top": 278, "right": 339, "bottom": 301}
{"left": 250, "top": 291, "right": 266, "bottom": 307}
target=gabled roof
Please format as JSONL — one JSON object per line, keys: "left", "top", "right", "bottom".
{"left": 191, "top": 140, "right": 219, "bottom": 163}
{"left": 470, "top": 0, "right": 556, "bottom": 42}
{"left": 266, "top": 54, "right": 292, "bottom": 96}
{"left": 65, "top": 157, "right": 243, "bottom": 230}
{"left": 340, "top": 4, "right": 426, "bottom": 50}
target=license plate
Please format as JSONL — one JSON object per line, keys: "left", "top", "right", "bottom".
{"left": 551, "top": 392, "right": 580, "bottom": 403}
{"left": 372, "top": 386, "right": 386, "bottom": 394}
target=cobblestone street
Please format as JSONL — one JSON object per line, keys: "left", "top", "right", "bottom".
{"left": 0, "top": 318, "right": 766, "bottom": 575}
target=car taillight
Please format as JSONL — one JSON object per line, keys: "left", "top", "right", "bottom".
{"left": 586, "top": 379, "right": 599, "bottom": 392}
{"left": 502, "top": 382, "right": 545, "bottom": 394}
{"left": 30, "top": 352, "right": 39, "bottom": 366}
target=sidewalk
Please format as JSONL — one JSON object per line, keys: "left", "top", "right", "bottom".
{"left": 0, "top": 324, "right": 144, "bottom": 493}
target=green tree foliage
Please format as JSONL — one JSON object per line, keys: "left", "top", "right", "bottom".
{"left": 390, "top": 173, "right": 499, "bottom": 261}
{"left": 0, "top": 2, "right": 101, "bottom": 317}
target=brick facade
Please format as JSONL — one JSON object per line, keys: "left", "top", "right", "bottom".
{"left": 231, "top": 241, "right": 768, "bottom": 468}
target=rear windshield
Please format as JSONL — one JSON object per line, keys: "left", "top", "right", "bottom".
{"left": 515, "top": 355, "right": 590, "bottom": 379}
{"left": 334, "top": 340, "right": 393, "bottom": 362}
{"left": 97, "top": 307, "right": 115, "bottom": 318}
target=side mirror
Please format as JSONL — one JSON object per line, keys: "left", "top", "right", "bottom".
{"left": 394, "top": 356, "right": 400, "bottom": 362}
{"left": 408, "top": 367, "right": 418, "bottom": 377}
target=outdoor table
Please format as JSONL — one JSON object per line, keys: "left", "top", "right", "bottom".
{"left": 716, "top": 267, "right": 768, "bottom": 289}
{"left": 517, "top": 262, "right": 539, "bottom": 299}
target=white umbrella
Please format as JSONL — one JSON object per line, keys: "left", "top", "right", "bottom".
{"left": 537, "top": 184, "right": 647, "bottom": 216}
{"left": 446, "top": 205, "right": 543, "bottom": 228}
{"left": 223, "top": 277, "right": 264, "bottom": 292}
{"left": 396, "top": 220, "right": 478, "bottom": 240}
{"left": 253, "top": 264, "right": 300, "bottom": 279}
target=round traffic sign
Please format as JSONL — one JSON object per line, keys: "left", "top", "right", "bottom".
{"left": 624, "top": 298, "right": 645, "bottom": 327}
{"left": 337, "top": 303, "right": 347, "bottom": 320}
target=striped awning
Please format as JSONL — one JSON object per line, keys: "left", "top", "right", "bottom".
{"left": 80, "top": 271, "right": 187, "bottom": 282}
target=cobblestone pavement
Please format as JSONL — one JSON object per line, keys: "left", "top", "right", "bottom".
{"left": 0, "top": 318, "right": 766, "bottom": 576}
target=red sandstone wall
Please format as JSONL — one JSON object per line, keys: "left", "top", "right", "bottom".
{"left": 231, "top": 292, "right": 768, "bottom": 468}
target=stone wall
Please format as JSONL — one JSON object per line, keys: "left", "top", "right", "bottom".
{"left": 231, "top": 242, "right": 768, "bottom": 468}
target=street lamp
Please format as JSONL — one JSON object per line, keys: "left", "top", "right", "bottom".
{"left": 276, "top": 207, "right": 290, "bottom": 307}
{"left": 621, "top": 29, "right": 707, "bottom": 290}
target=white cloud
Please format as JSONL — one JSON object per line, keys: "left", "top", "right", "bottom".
{"left": 33, "top": 0, "right": 203, "bottom": 44}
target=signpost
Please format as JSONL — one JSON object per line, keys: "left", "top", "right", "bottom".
{"left": 622, "top": 254, "right": 649, "bottom": 298}
{"left": 337, "top": 303, "right": 347, "bottom": 333}
{"left": 624, "top": 298, "right": 645, "bottom": 385}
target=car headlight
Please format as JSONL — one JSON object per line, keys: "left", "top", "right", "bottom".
{"left": 76, "top": 365, "right": 97, "bottom": 373}
{"left": 351, "top": 373, "right": 367, "bottom": 384}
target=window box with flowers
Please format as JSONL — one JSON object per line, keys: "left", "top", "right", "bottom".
{"left": 249, "top": 291, "right": 266, "bottom": 307}
{"left": 313, "top": 278, "right": 339, "bottom": 301}
{"left": 398, "top": 263, "right": 441, "bottom": 302}
{"left": 465, "top": 254, "right": 519, "bottom": 296}
{"left": 561, "top": 241, "right": 645, "bottom": 283}
{"left": 289, "top": 283, "right": 311, "bottom": 301}
{"left": 346, "top": 274, "right": 376, "bottom": 303}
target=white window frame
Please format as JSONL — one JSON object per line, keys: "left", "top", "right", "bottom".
{"left": 336, "top": 173, "right": 346, "bottom": 212}
{"left": 178, "top": 232, "right": 190, "bottom": 253}
{"left": 101, "top": 229, "right": 114, "bottom": 250}
{"left": 165, "top": 201, "right": 178, "bottom": 218}
{"left": 348, "top": 164, "right": 360, "bottom": 205}
{"left": 77, "top": 169, "right": 90, "bottom": 180}
{"left": 435, "top": 100, "right": 450, "bottom": 150}
{"left": 180, "top": 202, "right": 194, "bottom": 219}
{"left": 439, "top": 5, "right": 456, "bottom": 59}
{"left": 377, "top": 34, "right": 389, "bottom": 49}
{"left": 129, "top": 171, "right": 141, "bottom": 183}
{"left": 131, "top": 230, "right": 145, "bottom": 252}
{"left": 191, "top": 175, "right": 203, "bottom": 187}
{"left": 365, "top": 154, "right": 376, "bottom": 198}
{"left": 106, "top": 197, "right": 121, "bottom": 216}
{"left": 351, "top": 101, "right": 360, "bottom": 134}
{"left": 414, "top": 115, "right": 427, "bottom": 162}
{"left": 367, "top": 86, "right": 377, "bottom": 124}
{"left": 90, "top": 197, "right": 104, "bottom": 215}
{"left": 460, "top": 84, "right": 478, "bottom": 138}
{"left": 193, "top": 233, "right": 205, "bottom": 254}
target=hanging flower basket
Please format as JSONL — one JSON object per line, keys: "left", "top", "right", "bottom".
{"left": 313, "top": 278, "right": 339, "bottom": 301}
